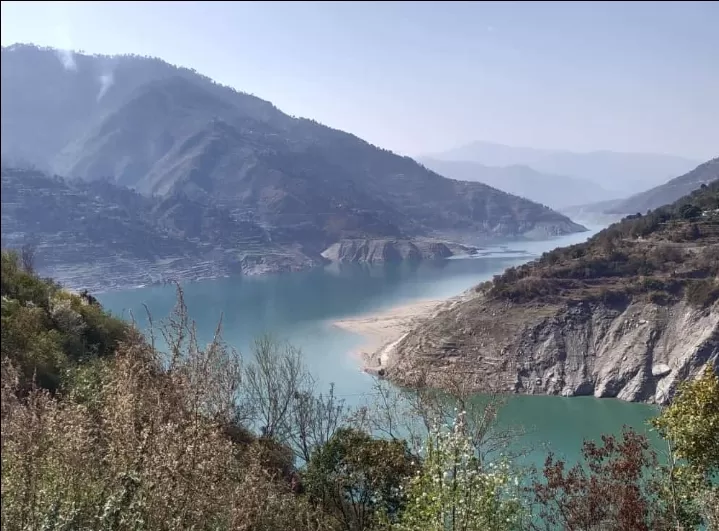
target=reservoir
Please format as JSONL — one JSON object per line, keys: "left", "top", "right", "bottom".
{"left": 99, "top": 226, "right": 661, "bottom": 468}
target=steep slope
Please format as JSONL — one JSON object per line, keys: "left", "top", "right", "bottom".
{"left": 417, "top": 157, "right": 617, "bottom": 209}
{"left": 1, "top": 167, "right": 487, "bottom": 291}
{"left": 1, "top": 44, "right": 585, "bottom": 249}
{"left": 0, "top": 44, "right": 285, "bottom": 172}
{"left": 321, "top": 239, "right": 477, "bottom": 264}
{"left": 0, "top": 167, "right": 319, "bottom": 291}
{"left": 427, "top": 140, "right": 699, "bottom": 196}
{"left": 606, "top": 157, "right": 719, "bottom": 215}
{"left": 376, "top": 178, "right": 719, "bottom": 404}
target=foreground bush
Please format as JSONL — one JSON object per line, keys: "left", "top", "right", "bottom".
{"left": 1, "top": 254, "right": 717, "bottom": 530}
{"left": 0, "top": 306, "right": 335, "bottom": 530}
{"left": 393, "top": 414, "right": 526, "bottom": 531}
{"left": 1, "top": 249, "right": 130, "bottom": 391}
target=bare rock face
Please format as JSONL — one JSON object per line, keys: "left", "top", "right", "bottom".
{"left": 321, "top": 239, "right": 478, "bottom": 264}
{"left": 380, "top": 295, "right": 719, "bottom": 405}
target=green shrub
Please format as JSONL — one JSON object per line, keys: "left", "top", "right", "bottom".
{"left": 0, "top": 249, "right": 131, "bottom": 391}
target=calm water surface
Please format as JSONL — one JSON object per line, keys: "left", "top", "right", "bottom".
{"left": 99, "top": 227, "right": 661, "bottom": 467}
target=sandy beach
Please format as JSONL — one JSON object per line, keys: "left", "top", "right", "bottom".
{"left": 332, "top": 298, "right": 447, "bottom": 371}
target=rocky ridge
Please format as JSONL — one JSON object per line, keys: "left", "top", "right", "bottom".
{"left": 321, "top": 239, "right": 478, "bottom": 264}
{"left": 371, "top": 177, "right": 719, "bottom": 404}
{"left": 378, "top": 296, "right": 718, "bottom": 405}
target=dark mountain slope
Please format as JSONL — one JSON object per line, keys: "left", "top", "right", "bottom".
{"left": 1, "top": 44, "right": 585, "bottom": 249}
{"left": 0, "top": 167, "right": 318, "bottom": 291}
{"left": 0, "top": 44, "right": 286, "bottom": 171}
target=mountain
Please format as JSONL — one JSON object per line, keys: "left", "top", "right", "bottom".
{"left": 605, "top": 157, "right": 719, "bottom": 215}
{"left": 0, "top": 167, "right": 319, "bottom": 291}
{"left": 559, "top": 158, "right": 719, "bottom": 225}
{"left": 427, "top": 140, "right": 700, "bottom": 196}
{"left": 558, "top": 199, "right": 626, "bottom": 228}
{"left": 1, "top": 45, "right": 585, "bottom": 269}
{"left": 417, "top": 157, "right": 618, "bottom": 209}
{"left": 371, "top": 176, "right": 719, "bottom": 404}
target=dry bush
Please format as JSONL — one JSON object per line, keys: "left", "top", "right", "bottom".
{"left": 1, "top": 282, "right": 531, "bottom": 531}
{"left": 0, "top": 285, "right": 336, "bottom": 531}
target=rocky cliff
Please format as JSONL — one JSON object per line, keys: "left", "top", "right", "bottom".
{"left": 374, "top": 178, "right": 719, "bottom": 404}
{"left": 379, "top": 296, "right": 718, "bottom": 405}
{"left": 321, "top": 239, "right": 477, "bottom": 264}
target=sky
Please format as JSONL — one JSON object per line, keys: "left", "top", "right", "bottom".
{"left": 1, "top": 1, "right": 717, "bottom": 160}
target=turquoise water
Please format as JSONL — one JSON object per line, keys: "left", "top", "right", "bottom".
{"left": 98, "top": 228, "right": 662, "bottom": 468}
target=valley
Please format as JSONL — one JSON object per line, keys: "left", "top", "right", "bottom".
{"left": 1, "top": 45, "right": 585, "bottom": 294}
{"left": 2, "top": 3, "right": 718, "bottom": 528}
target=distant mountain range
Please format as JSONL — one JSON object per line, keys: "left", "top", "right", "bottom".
{"left": 0, "top": 44, "right": 585, "bottom": 289}
{"left": 426, "top": 140, "right": 700, "bottom": 197}
{"left": 417, "top": 157, "right": 618, "bottom": 209}
{"left": 605, "top": 157, "right": 719, "bottom": 215}
{"left": 561, "top": 158, "right": 719, "bottom": 224}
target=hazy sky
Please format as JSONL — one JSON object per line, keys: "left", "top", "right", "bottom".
{"left": 2, "top": 1, "right": 717, "bottom": 159}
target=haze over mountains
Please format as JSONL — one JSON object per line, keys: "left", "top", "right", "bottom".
{"left": 0, "top": 44, "right": 586, "bottom": 289}
{"left": 426, "top": 140, "right": 700, "bottom": 198}
{"left": 561, "top": 158, "right": 719, "bottom": 226}
{"left": 605, "top": 157, "right": 719, "bottom": 215}
{"left": 417, "top": 158, "right": 617, "bottom": 209}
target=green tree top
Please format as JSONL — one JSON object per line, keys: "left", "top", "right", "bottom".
{"left": 652, "top": 365, "right": 719, "bottom": 478}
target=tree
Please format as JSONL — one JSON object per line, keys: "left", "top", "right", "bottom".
{"left": 651, "top": 365, "right": 719, "bottom": 530}
{"left": 652, "top": 365, "right": 719, "bottom": 478}
{"left": 530, "top": 428, "right": 672, "bottom": 531}
{"left": 290, "top": 383, "right": 348, "bottom": 463}
{"left": 394, "top": 413, "right": 525, "bottom": 531}
{"left": 679, "top": 203, "right": 702, "bottom": 220}
{"left": 244, "top": 334, "right": 313, "bottom": 442}
{"left": 305, "top": 428, "right": 417, "bottom": 530}
{"left": 20, "top": 243, "right": 36, "bottom": 274}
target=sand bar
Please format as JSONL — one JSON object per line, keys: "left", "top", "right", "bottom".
{"left": 332, "top": 298, "right": 446, "bottom": 370}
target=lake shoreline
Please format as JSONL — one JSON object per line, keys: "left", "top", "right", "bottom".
{"left": 331, "top": 292, "right": 473, "bottom": 373}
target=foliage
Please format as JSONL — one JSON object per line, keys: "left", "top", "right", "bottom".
{"left": 305, "top": 428, "right": 417, "bottom": 530}
{"left": 0, "top": 294, "right": 335, "bottom": 531}
{"left": 648, "top": 365, "right": 719, "bottom": 530}
{"left": 1, "top": 249, "right": 131, "bottom": 390}
{"left": 685, "top": 278, "right": 719, "bottom": 308}
{"left": 484, "top": 180, "right": 719, "bottom": 305}
{"left": 530, "top": 428, "right": 673, "bottom": 531}
{"left": 680, "top": 204, "right": 703, "bottom": 220}
{"left": 2, "top": 260, "right": 719, "bottom": 531}
{"left": 652, "top": 365, "right": 719, "bottom": 478}
{"left": 393, "top": 414, "right": 526, "bottom": 531}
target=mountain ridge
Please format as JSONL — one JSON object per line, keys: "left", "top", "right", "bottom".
{"left": 426, "top": 140, "right": 700, "bottom": 196}
{"left": 417, "top": 157, "right": 619, "bottom": 209}
{"left": 372, "top": 177, "right": 719, "bottom": 404}
{"left": 606, "top": 157, "right": 719, "bottom": 215}
{"left": 1, "top": 44, "right": 586, "bottom": 269}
